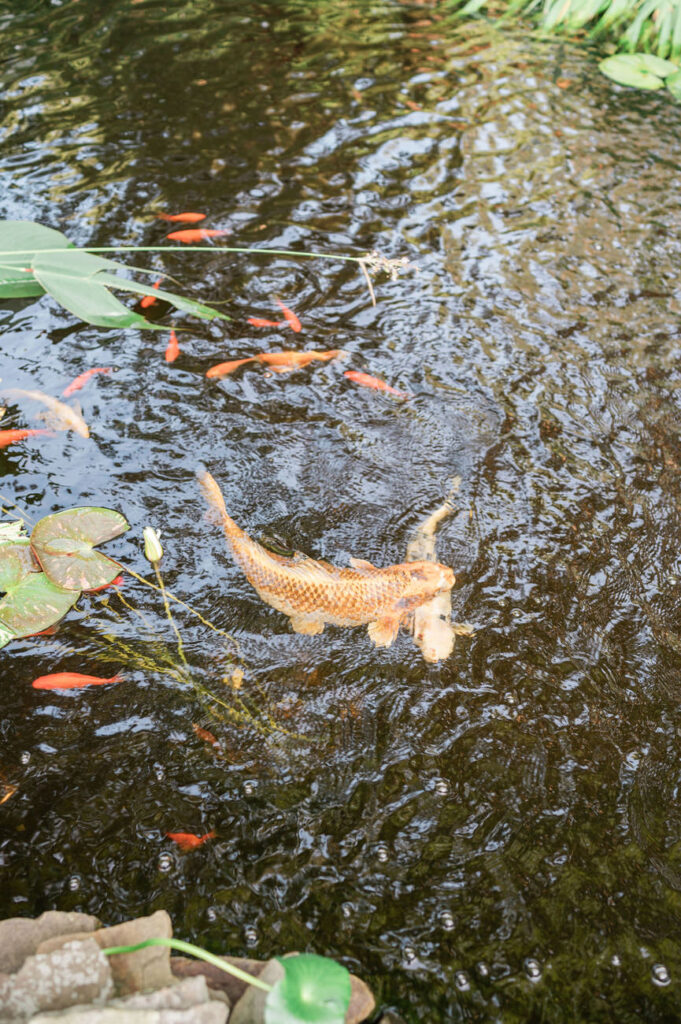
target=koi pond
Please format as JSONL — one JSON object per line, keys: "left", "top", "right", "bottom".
{"left": 3, "top": 0, "right": 681, "bottom": 1020}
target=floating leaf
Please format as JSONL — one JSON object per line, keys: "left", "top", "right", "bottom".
{"left": 31, "top": 506, "right": 129, "bottom": 591}
{"left": 0, "top": 540, "right": 36, "bottom": 592}
{"left": 0, "top": 221, "right": 70, "bottom": 299}
{"left": 0, "top": 567, "right": 78, "bottom": 641}
{"left": 93, "top": 272, "right": 232, "bottom": 322}
{"left": 265, "top": 955, "right": 351, "bottom": 1024}
{"left": 599, "top": 53, "right": 677, "bottom": 89}
{"left": 666, "top": 69, "right": 681, "bottom": 99}
{"left": 0, "top": 520, "right": 29, "bottom": 545}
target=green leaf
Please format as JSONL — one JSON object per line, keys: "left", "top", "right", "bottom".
{"left": 32, "top": 249, "right": 159, "bottom": 330}
{"left": 0, "top": 621, "right": 13, "bottom": 649}
{"left": 93, "top": 272, "right": 231, "bottom": 322}
{"left": 31, "top": 506, "right": 129, "bottom": 591}
{"left": 265, "top": 955, "right": 351, "bottom": 1024}
{"left": 599, "top": 54, "right": 667, "bottom": 88}
{"left": 0, "top": 567, "right": 78, "bottom": 639}
{"left": 0, "top": 221, "right": 71, "bottom": 299}
{"left": 667, "top": 69, "right": 681, "bottom": 98}
{"left": 0, "top": 520, "right": 29, "bottom": 544}
{"left": 0, "top": 541, "right": 36, "bottom": 592}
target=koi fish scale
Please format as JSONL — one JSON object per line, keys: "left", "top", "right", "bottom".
{"left": 198, "top": 470, "right": 455, "bottom": 647}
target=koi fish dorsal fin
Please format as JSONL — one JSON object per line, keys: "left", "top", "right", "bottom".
{"left": 349, "top": 557, "right": 376, "bottom": 572}
{"left": 285, "top": 555, "right": 338, "bottom": 581}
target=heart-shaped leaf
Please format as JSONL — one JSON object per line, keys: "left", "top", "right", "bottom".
{"left": 0, "top": 220, "right": 70, "bottom": 299}
{"left": 265, "top": 955, "right": 351, "bottom": 1024}
{"left": 31, "top": 506, "right": 129, "bottom": 591}
{"left": 599, "top": 53, "right": 677, "bottom": 89}
{"left": 0, "top": 539, "right": 72, "bottom": 645}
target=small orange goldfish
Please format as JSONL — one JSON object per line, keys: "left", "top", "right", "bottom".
{"left": 62, "top": 367, "right": 112, "bottom": 396}
{"left": 344, "top": 370, "right": 412, "bottom": 399}
{"left": 31, "top": 671, "right": 123, "bottom": 690}
{"left": 192, "top": 724, "right": 219, "bottom": 745}
{"left": 166, "top": 229, "right": 230, "bottom": 242}
{"left": 247, "top": 317, "right": 285, "bottom": 328}
{"left": 157, "top": 212, "right": 206, "bottom": 223}
{"left": 166, "top": 830, "right": 216, "bottom": 851}
{"left": 206, "top": 349, "right": 345, "bottom": 378}
{"left": 165, "top": 329, "right": 180, "bottom": 363}
{"left": 140, "top": 280, "right": 161, "bottom": 308}
{"left": 275, "top": 297, "right": 302, "bottom": 332}
{"left": 0, "top": 428, "right": 54, "bottom": 448}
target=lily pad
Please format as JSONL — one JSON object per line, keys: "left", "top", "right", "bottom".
{"left": 0, "top": 220, "right": 71, "bottom": 299}
{"left": 0, "top": 538, "right": 77, "bottom": 644}
{"left": 31, "top": 506, "right": 130, "bottom": 591}
{"left": 599, "top": 53, "right": 678, "bottom": 90}
{"left": 265, "top": 954, "right": 351, "bottom": 1024}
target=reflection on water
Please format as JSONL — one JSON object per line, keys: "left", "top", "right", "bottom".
{"left": 2, "top": 0, "right": 681, "bottom": 1019}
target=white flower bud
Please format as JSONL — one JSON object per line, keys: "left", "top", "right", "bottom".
{"left": 143, "top": 526, "right": 163, "bottom": 564}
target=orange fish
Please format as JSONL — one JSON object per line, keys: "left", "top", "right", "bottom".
{"left": 275, "top": 297, "right": 302, "bottom": 332}
{"left": 31, "top": 672, "right": 124, "bottom": 690}
{"left": 344, "top": 370, "right": 412, "bottom": 400}
{"left": 157, "top": 212, "right": 206, "bottom": 223}
{"left": 0, "top": 428, "right": 54, "bottom": 448}
{"left": 192, "top": 724, "right": 219, "bottom": 745}
{"left": 140, "top": 280, "right": 161, "bottom": 309}
{"left": 206, "top": 350, "right": 345, "bottom": 378}
{"left": 166, "top": 830, "right": 216, "bottom": 851}
{"left": 165, "top": 329, "right": 180, "bottom": 363}
{"left": 166, "top": 229, "right": 230, "bottom": 242}
{"left": 86, "top": 574, "right": 124, "bottom": 593}
{"left": 62, "top": 367, "right": 112, "bottom": 396}
{"left": 247, "top": 317, "right": 285, "bottom": 328}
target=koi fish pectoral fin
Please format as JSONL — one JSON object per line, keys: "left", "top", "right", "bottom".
{"left": 452, "top": 622, "right": 475, "bottom": 637}
{"left": 367, "top": 616, "right": 401, "bottom": 648}
{"left": 349, "top": 557, "right": 376, "bottom": 571}
{"left": 289, "top": 614, "right": 325, "bottom": 635}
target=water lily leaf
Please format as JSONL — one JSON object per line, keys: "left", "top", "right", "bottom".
{"left": 265, "top": 955, "right": 351, "bottom": 1024}
{"left": 31, "top": 506, "right": 130, "bottom": 591}
{"left": 32, "top": 250, "right": 158, "bottom": 330}
{"left": 666, "top": 69, "right": 681, "bottom": 99}
{"left": 0, "top": 540, "right": 37, "bottom": 592}
{"left": 0, "top": 220, "right": 70, "bottom": 299}
{"left": 0, "top": 569, "right": 78, "bottom": 640}
{"left": 599, "top": 54, "right": 671, "bottom": 89}
{"left": 0, "top": 520, "right": 29, "bottom": 544}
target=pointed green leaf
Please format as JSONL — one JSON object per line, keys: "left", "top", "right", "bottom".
{"left": 93, "top": 272, "right": 231, "bottom": 322}
{"left": 0, "top": 621, "right": 13, "bottom": 649}
{"left": 599, "top": 54, "right": 666, "bottom": 88}
{"left": 0, "top": 221, "right": 70, "bottom": 299}
{"left": 32, "top": 250, "right": 158, "bottom": 330}
{"left": 31, "top": 506, "right": 129, "bottom": 591}
{"left": 666, "top": 69, "right": 681, "bottom": 99}
{"left": 0, "top": 570, "right": 78, "bottom": 638}
{"left": 265, "top": 955, "right": 351, "bottom": 1024}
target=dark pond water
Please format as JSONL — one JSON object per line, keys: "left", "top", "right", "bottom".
{"left": 3, "top": 0, "right": 681, "bottom": 1020}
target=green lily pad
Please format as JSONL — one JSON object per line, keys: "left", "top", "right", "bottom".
{"left": 0, "top": 520, "right": 29, "bottom": 544}
{"left": 265, "top": 955, "right": 351, "bottom": 1024}
{"left": 0, "top": 538, "right": 77, "bottom": 643}
{"left": 0, "top": 220, "right": 71, "bottom": 299}
{"left": 599, "top": 53, "right": 677, "bottom": 90}
{"left": 666, "top": 69, "right": 681, "bottom": 100}
{"left": 31, "top": 506, "right": 130, "bottom": 591}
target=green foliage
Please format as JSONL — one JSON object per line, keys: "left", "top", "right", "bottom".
{"left": 267, "top": 955, "right": 351, "bottom": 1024}
{"left": 0, "top": 221, "right": 230, "bottom": 328}
{"left": 599, "top": 50, "right": 679, "bottom": 85}
{"left": 0, "top": 507, "right": 130, "bottom": 648}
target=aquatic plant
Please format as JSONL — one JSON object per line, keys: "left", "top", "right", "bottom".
{"left": 102, "top": 938, "right": 351, "bottom": 1024}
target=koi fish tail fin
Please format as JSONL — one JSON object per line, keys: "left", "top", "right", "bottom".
{"left": 197, "top": 469, "right": 243, "bottom": 541}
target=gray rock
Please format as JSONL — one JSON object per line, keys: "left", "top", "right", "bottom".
{"left": 37, "top": 911, "right": 173, "bottom": 996}
{"left": 0, "top": 912, "right": 100, "bottom": 974}
{"left": 170, "top": 954, "right": 264, "bottom": 1006}
{"left": 0, "top": 938, "right": 113, "bottom": 1021}
{"left": 28, "top": 1005, "right": 228, "bottom": 1024}
{"left": 107, "top": 975, "right": 212, "bottom": 1009}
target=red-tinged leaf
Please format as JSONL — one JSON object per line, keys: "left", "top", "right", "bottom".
{"left": 165, "top": 229, "right": 230, "bottom": 243}
{"left": 166, "top": 830, "right": 216, "bottom": 851}
{"left": 206, "top": 357, "right": 256, "bottom": 378}
{"left": 31, "top": 671, "right": 123, "bottom": 690}
{"left": 85, "top": 573, "right": 124, "bottom": 593}
{"left": 275, "top": 297, "right": 302, "bottom": 332}
{"left": 62, "top": 367, "right": 112, "bottom": 396}
{"left": 30, "top": 506, "right": 129, "bottom": 591}
{"left": 157, "top": 212, "right": 206, "bottom": 223}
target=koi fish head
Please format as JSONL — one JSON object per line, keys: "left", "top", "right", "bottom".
{"left": 403, "top": 560, "right": 455, "bottom": 601}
